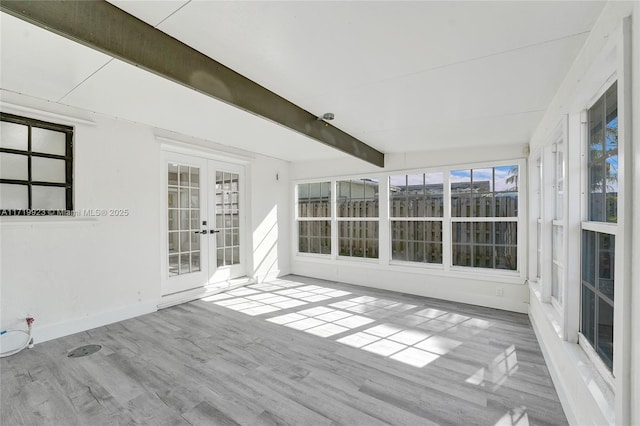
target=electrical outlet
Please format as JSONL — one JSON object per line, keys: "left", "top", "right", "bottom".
{"left": 496, "top": 287, "right": 504, "bottom": 297}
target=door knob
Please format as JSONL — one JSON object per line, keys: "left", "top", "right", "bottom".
{"left": 210, "top": 229, "right": 220, "bottom": 234}
{"left": 194, "top": 230, "right": 207, "bottom": 234}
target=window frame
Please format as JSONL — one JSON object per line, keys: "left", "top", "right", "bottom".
{"left": 388, "top": 172, "right": 444, "bottom": 267}
{"left": 293, "top": 158, "right": 526, "bottom": 280}
{"left": 578, "top": 77, "right": 620, "bottom": 384}
{"left": 336, "top": 178, "right": 380, "bottom": 261}
{"left": 449, "top": 163, "right": 522, "bottom": 274}
{"left": 294, "top": 180, "right": 333, "bottom": 257}
{"left": 0, "top": 112, "right": 74, "bottom": 215}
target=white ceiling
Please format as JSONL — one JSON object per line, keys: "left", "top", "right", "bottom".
{"left": 1, "top": 1, "right": 605, "bottom": 163}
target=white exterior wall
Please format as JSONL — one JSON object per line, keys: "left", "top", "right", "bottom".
{"left": 290, "top": 143, "right": 530, "bottom": 314}
{"left": 527, "top": 2, "right": 638, "bottom": 425}
{"left": 0, "top": 94, "right": 291, "bottom": 344}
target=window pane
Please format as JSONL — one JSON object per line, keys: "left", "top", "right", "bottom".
{"left": 0, "top": 152, "right": 28, "bottom": 180}
{"left": 582, "top": 230, "right": 596, "bottom": 286}
{"left": 474, "top": 245, "right": 494, "bottom": 268}
{"left": 472, "top": 168, "right": 493, "bottom": 193}
{"left": 190, "top": 167, "right": 199, "bottom": 188}
{"left": 598, "top": 233, "right": 615, "bottom": 301}
{"left": 31, "top": 186, "right": 66, "bottom": 210}
{"left": 495, "top": 246, "right": 517, "bottom": 270}
{"left": 391, "top": 221, "right": 407, "bottom": 261}
{"left": 452, "top": 244, "right": 471, "bottom": 267}
{"left": 179, "top": 166, "right": 190, "bottom": 186}
{"left": 597, "top": 298, "right": 614, "bottom": 370}
{"left": 581, "top": 286, "right": 596, "bottom": 346}
{"left": 31, "top": 127, "right": 66, "bottom": 155}
{"left": 31, "top": 157, "right": 66, "bottom": 183}
{"left": 168, "top": 187, "right": 178, "bottom": 208}
{"left": 191, "top": 251, "right": 201, "bottom": 272}
{"left": 0, "top": 121, "right": 28, "bottom": 150}
{"left": 298, "top": 182, "right": 330, "bottom": 218}
{"left": 180, "top": 253, "right": 190, "bottom": 274}
{"left": 0, "top": 183, "right": 28, "bottom": 209}
{"left": 495, "top": 222, "right": 517, "bottom": 245}
{"left": 168, "top": 232, "right": 178, "bottom": 254}
{"left": 425, "top": 243, "right": 442, "bottom": 264}
{"left": 495, "top": 193, "right": 518, "bottom": 217}
{"left": 473, "top": 194, "right": 493, "bottom": 217}
{"left": 495, "top": 166, "right": 518, "bottom": 192}
{"left": 581, "top": 227, "right": 615, "bottom": 371}
{"left": 452, "top": 222, "right": 471, "bottom": 244}
{"left": 168, "top": 163, "right": 178, "bottom": 186}
{"left": 168, "top": 254, "right": 179, "bottom": 276}
{"left": 337, "top": 179, "right": 378, "bottom": 218}
{"left": 588, "top": 82, "right": 617, "bottom": 224}
{"left": 450, "top": 169, "right": 471, "bottom": 193}
{"left": 299, "top": 221, "right": 331, "bottom": 254}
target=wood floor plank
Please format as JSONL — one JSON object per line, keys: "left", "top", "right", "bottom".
{"left": 1, "top": 275, "right": 568, "bottom": 425}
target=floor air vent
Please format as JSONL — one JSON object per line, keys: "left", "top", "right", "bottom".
{"left": 67, "top": 345, "right": 101, "bottom": 358}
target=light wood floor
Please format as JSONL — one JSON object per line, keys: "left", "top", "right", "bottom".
{"left": 1, "top": 275, "right": 567, "bottom": 425}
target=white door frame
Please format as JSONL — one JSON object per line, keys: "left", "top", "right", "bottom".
{"left": 160, "top": 144, "right": 250, "bottom": 297}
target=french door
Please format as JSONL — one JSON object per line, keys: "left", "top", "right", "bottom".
{"left": 161, "top": 152, "right": 245, "bottom": 296}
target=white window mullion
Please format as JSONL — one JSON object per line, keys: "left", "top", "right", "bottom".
{"left": 442, "top": 170, "right": 451, "bottom": 271}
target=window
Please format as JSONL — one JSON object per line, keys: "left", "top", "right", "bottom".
{"left": 296, "top": 182, "right": 331, "bottom": 255}
{"left": 337, "top": 178, "right": 379, "bottom": 258}
{"left": 534, "top": 156, "right": 543, "bottom": 281}
{"left": 581, "top": 82, "right": 617, "bottom": 372}
{"left": 450, "top": 166, "right": 518, "bottom": 270}
{"left": 389, "top": 173, "right": 443, "bottom": 263}
{"left": 587, "top": 83, "right": 618, "bottom": 223}
{"left": 552, "top": 142, "right": 565, "bottom": 306}
{"left": 0, "top": 113, "right": 73, "bottom": 214}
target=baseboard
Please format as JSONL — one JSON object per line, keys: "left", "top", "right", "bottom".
{"left": 31, "top": 300, "right": 158, "bottom": 345}
{"left": 158, "top": 277, "right": 255, "bottom": 309}
{"left": 253, "top": 269, "right": 283, "bottom": 283}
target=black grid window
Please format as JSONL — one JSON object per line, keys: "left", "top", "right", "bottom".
{"left": 0, "top": 113, "right": 73, "bottom": 214}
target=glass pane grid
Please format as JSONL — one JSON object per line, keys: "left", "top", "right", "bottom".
{"left": 168, "top": 164, "right": 201, "bottom": 276}
{"left": 587, "top": 82, "right": 618, "bottom": 223}
{"left": 581, "top": 229, "right": 615, "bottom": 371}
{"left": 1, "top": 116, "right": 73, "bottom": 213}
{"left": 216, "top": 171, "right": 241, "bottom": 266}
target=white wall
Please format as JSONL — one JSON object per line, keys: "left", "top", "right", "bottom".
{"left": 0, "top": 93, "right": 292, "bottom": 344}
{"left": 1, "top": 108, "right": 162, "bottom": 343}
{"left": 250, "top": 155, "right": 291, "bottom": 282}
{"left": 526, "top": 2, "right": 638, "bottom": 425}
{"left": 290, "top": 143, "right": 530, "bottom": 313}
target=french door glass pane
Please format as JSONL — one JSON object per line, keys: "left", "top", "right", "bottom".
{"left": 168, "top": 163, "right": 200, "bottom": 276}
{"left": 216, "top": 171, "right": 240, "bottom": 266}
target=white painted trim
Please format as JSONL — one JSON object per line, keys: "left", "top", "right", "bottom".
{"left": 158, "top": 136, "right": 253, "bottom": 164}
{"left": 157, "top": 277, "right": 254, "bottom": 309}
{"left": 0, "top": 101, "right": 96, "bottom": 127}
{"left": 31, "top": 301, "right": 158, "bottom": 345}
{"left": 530, "top": 293, "right": 614, "bottom": 426}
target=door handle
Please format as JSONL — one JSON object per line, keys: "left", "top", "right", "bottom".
{"left": 210, "top": 229, "right": 220, "bottom": 234}
{"left": 194, "top": 230, "right": 207, "bottom": 234}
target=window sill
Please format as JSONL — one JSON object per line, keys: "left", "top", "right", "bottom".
{"left": 294, "top": 253, "right": 526, "bottom": 285}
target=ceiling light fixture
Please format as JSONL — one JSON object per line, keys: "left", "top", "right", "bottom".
{"left": 317, "top": 112, "right": 335, "bottom": 121}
